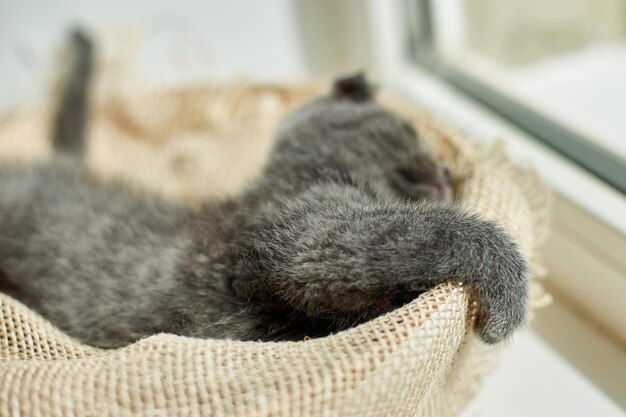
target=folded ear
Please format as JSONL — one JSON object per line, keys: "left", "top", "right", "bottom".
{"left": 332, "top": 73, "right": 375, "bottom": 102}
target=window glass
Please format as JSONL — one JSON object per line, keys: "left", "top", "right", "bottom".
{"left": 411, "top": 0, "right": 626, "bottom": 191}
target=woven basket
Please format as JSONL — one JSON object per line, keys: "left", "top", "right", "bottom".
{"left": 0, "top": 83, "right": 550, "bottom": 417}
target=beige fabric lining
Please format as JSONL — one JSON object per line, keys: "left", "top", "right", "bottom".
{"left": 0, "top": 83, "right": 550, "bottom": 417}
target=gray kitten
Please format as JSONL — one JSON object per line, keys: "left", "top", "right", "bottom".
{"left": 0, "top": 33, "right": 528, "bottom": 348}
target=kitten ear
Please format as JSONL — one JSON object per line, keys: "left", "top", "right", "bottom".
{"left": 332, "top": 73, "right": 375, "bottom": 102}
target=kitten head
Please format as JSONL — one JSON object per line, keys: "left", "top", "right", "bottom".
{"left": 273, "top": 73, "right": 452, "bottom": 201}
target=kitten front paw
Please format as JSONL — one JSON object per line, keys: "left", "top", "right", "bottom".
{"left": 476, "top": 282, "right": 528, "bottom": 344}
{"left": 469, "top": 224, "right": 530, "bottom": 344}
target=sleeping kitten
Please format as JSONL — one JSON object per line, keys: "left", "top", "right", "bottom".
{"left": 0, "top": 33, "right": 528, "bottom": 348}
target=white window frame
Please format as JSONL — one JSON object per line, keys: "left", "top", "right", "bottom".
{"left": 362, "top": 0, "right": 626, "bottom": 407}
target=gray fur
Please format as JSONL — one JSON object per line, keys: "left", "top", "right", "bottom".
{"left": 0, "top": 58, "right": 528, "bottom": 347}
{"left": 52, "top": 29, "right": 93, "bottom": 157}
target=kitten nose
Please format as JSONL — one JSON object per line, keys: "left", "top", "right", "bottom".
{"left": 435, "top": 181, "right": 452, "bottom": 200}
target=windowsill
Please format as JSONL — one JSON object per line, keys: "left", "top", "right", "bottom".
{"left": 460, "top": 325, "right": 625, "bottom": 417}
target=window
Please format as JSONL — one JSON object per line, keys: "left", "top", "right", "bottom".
{"left": 363, "top": 1, "right": 626, "bottom": 408}
{"left": 403, "top": 0, "right": 626, "bottom": 194}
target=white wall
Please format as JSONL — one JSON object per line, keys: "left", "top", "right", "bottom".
{"left": 0, "top": 0, "right": 307, "bottom": 112}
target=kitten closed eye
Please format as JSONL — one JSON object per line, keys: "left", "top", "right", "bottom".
{"left": 389, "top": 164, "right": 453, "bottom": 201}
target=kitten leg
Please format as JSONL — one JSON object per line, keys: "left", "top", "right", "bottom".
{"left": 230, "top": 184, "right": 529, "bottom": 344}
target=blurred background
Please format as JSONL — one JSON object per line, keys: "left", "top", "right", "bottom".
{"left": 0, "top": 0, "right": 309, "bottom": 112}
{"left": 0, "top": 1, "right": 624, "bottom": 416}
{"left": 1, "top": 0, "right": 624, "bottom": 188}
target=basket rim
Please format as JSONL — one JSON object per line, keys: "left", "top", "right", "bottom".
{"left": 0, "top": 83, "right": 547, "bottom": 361}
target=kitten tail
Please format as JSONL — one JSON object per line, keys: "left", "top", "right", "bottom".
{"left": 52, "top": 28, "right": 94, "bottom": 158}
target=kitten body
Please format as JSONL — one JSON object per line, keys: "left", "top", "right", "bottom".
{"left": 0, "top": 37, "right": 528, "bottom": 348}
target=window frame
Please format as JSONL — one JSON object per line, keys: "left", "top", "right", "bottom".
{"left": 402, "top": 0, "right": 626, "bottom": 195}
{"left": 363, "top": 0, "right": 626, "bottom": 407}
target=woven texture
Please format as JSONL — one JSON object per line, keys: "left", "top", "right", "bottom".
{"left": 0, "top": 83, "right": 550, "bottom": 417}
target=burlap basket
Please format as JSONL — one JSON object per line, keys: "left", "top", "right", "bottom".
{"left": 0, "top": 82, "right": 550, "bottom": 417}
